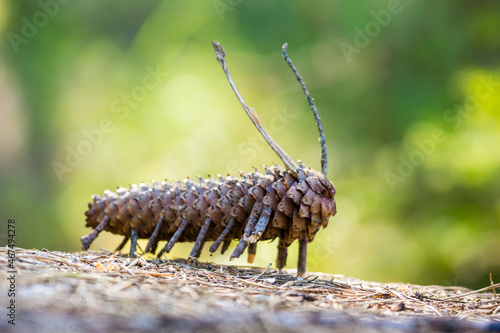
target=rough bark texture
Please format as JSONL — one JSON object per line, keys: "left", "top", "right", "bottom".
{"left": 1, "top": 248, "right": 499, "bottom": 333}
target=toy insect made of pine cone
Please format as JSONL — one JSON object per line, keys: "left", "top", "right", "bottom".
{"left": 81, "top": 41, "right": 337, "bottom": 275}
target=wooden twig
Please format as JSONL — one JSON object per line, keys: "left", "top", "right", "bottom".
{"left": 209, "top": 217, "right": 236, "bottom": 253}
{"left": 162, "top": 219, "right": 188, "bottom": 254}
{"left": 249, "top": 263, "right": 272, "bottom": 282}
{"left": 113, "top": 236, "right": 129, "bottom": 252}
{"left": 492, "top": 304, "right": 500, "bottom": 316}
{"left": 212, "top": 41, "right": 299, "bottom": 175}
{"left": 282, "top": 43, "right": 328, "bottom": 177}
{"left": 80, "top": 215, "right": 109, "bottom": 250}
{"left": 145, "top": 217, "right": 164, "bottom": 253}
{"left": 189, "top": 218, "right": 212, "bottom": 258}
{"left": 490, "top": 273, "right": 497, "bottom": 298}
{"left": 385, "top": 286, "right": 442, "bottom": 317}
{"left": 440, "top": 282, "right": 500, "bottom": 300}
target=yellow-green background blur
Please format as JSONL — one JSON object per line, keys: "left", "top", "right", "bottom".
{"left": 1, "top": 0, "right": 499, "bottom": 289}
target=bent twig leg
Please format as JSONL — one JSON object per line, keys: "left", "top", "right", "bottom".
{"left": 247, "top": 242, "right": 257, "bottom": 263}
{"left": 129, "top": 227, "right": 138, "bottom": 258}
{"left": 81, "top": 215, "right": 110, "bottom": 251}
{"left": 276, "top": 237, "right": 288, "bottom": 273}
{"left": 297, "top": 235, "right": 307, "bottom": 277}
{"left": 114, "top": 236, "right": 129, "bottom": 252}
{"left": 157, "top": 219, "right": 188, "bottom": 258}
{"left": 189, "top": 218, "right": 212, "bottom": 258}
{"left": 145, "top": 217, "right": 164, "bottom": 254}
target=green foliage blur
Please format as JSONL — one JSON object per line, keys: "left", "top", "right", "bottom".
{"left": 1, "top": 0, "right": 499, "bottom": 289}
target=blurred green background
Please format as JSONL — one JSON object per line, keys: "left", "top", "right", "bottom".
{"left": 1, "top": 0, "right": 499, "bottom": 289}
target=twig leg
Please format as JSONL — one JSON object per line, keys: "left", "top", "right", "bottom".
{"left": 80, "top": 216, "right": 110, "bottom": 251}
{"left": 145, "top": 217, "right": 164, "bottom": 254}
{"left": 230, "top": 238, "right": 248, "bottom": 260}
{"left": 297, "top": 235, "right": 307, "bottom": 277}
{"left": 209, "top": 217, "right": 235, "bottom": 253}
{"left": 276, "top": 245, "right": 288, "bottom": 273}
{"left": 221, "top": 240, "right": 231, "bottom": 255}
{"left": 247, "top": 206, "right": 272, "bottom": 243}
{"left": 247, "top": 242, "right": 257, "bottom": 264}
{"left": 129, "top": 227, "right": 138, "bottom": 258}
{"left": 150, "top": 242, "right": 159, "bottom": 254}
{"left": 114, "top": 236, "right": 129, "bottom": 252}
{"left": 189, "top": 218, "right": 212, "bottom": 258}
{"left": 157, "top": 219, "right": 188, "bottom": 258}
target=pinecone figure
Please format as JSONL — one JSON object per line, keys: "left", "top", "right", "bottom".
{"left": 81, "top": 41, "right": 337, "bottom": 275}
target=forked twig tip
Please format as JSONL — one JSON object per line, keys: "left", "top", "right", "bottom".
{"left": 282, "top": 43, "right": 289, "bottom": 54}
{"left": 212, "top": 41, "right": 226, "bottom": 61}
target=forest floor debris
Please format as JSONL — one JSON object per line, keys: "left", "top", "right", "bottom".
{"left": 1, "top": 247, "right": 500, "bottom": 332}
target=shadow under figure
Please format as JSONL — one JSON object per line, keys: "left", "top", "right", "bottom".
{"left": 81, "top": 41, "right": 337, "bottom": 276}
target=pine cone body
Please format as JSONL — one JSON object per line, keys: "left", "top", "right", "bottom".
{"left": 83, "top": 164, "right": 336, "bottom": 262}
